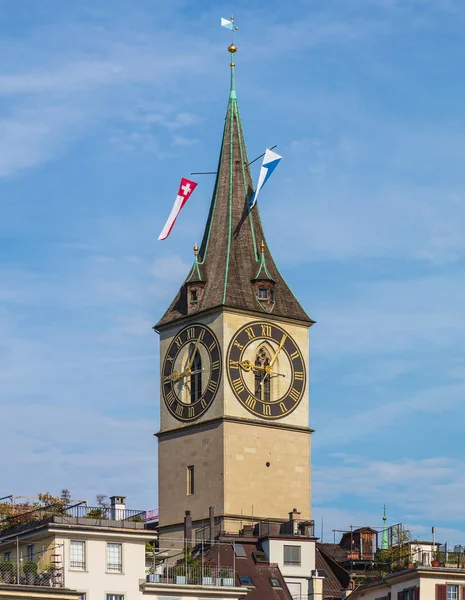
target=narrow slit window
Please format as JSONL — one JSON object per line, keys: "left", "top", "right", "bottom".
{"left": 187, "top": 465, "right": 195, "bottom": 495}
{"left": 190, "top": 289, "right": 198, "bottom": 303}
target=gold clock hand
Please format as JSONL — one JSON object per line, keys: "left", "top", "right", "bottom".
{"left": 269, "top": 334, "right": 287, "bottom": 368}
{"left": 186, "top": 334, "right": 203, "bottom": 373}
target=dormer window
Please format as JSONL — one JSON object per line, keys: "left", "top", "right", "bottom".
{"left": 257, "top": 287, "right": 269, "bottom": 300}
{"left": 190, "top": 289, "right": 198, "bottom": 304}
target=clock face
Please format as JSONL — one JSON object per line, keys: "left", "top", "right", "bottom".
{"left": 162, "top": 323, "right": 221, "bottom": 422}
{"left": 226, "top": 321, "right": 306, "bottom": 420}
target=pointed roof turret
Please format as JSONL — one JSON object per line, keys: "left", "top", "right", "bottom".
{"left": 155, "top": 44, "right": 312, "bottom": 330}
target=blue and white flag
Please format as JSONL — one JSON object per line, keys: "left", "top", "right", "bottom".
{"left": 221, "top": 17, "right": 234, "bottom": 30}
{"left": 249, "top": 148, "right": 282, "bottom": 209}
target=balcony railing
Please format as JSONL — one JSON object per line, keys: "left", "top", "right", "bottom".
{"left": 145, "top": 565, "right": 235, "bottom": 587}
{"left": 0, "top": 543, "right": 64, "bottom": 588}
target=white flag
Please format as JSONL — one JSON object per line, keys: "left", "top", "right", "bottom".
{"left": 249, "top": 149, "right": 283, "bottom": 209}
{"left": 221, "top": 17, "right": 234, "bottom": 30}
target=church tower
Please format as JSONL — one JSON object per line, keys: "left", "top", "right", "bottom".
{"left": 154, "top": 42, "right": 314, "bottom": 542}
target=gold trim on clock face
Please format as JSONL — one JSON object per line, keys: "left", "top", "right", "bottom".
{"left": 162, "top": 323, "right": 221, "bottom": 422}
{"left": 226, "top": 321, "right": 306, "bottom": 420}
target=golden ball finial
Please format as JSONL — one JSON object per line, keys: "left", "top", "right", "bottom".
{"left": 193, "top": 244, "right": 199, "bottom": 256}
{"left": 261, "top": 240, "right": 265, "bottom": 254}
{"left": 228, "top": 44, "right": 237, "bottom": 54}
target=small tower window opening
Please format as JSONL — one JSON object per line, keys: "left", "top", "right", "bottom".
{"left": 190, "top": 289, "right": 198, "bottom": 304}
{"left": 254, "top": 346, "right": 270, "bottom": 402}
{"left": 257, "top": 287, "right": 269, "bottom": 300}
{"left": 190, "top": 349, "right": 202, "bottom": 403}
{"left": 187, "top": 465, "right": 195, "bottom": 495}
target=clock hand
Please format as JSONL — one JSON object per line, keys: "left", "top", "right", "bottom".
{"left": 171, "top": 368, "right": 203, "bottom": 383}
{"left": 262, "top": 334, "right": 287, "bottom": 384}
{"left": 269, "top": 334, "right": 287, "bottom": 368}
{"left": 231, "top": 361, "right": 284, "bottom": 377}
{"left": 186, "top": 334, "right": 203, "bottom": 373}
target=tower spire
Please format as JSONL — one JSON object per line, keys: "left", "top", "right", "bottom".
{"left": 381, "top": 505, "right": 388, "bottom": 550}
{"left": 155, "top": 23, "right": 312, "bottom": 330}
{"left": 229, "top": 43, "right": 237, "bottom": 100}
{"left": 227, "top": 16, "right": 238, "bottom": 99}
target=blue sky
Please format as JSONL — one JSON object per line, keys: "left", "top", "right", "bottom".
{"left": 1, "top": 0, "right": 465, "bottom": 546}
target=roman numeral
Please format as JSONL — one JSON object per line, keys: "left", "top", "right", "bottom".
{"left": 207, "top": 380, "right": 217, "bottom": 393}
{"left": 163, "top": 375, "right": 172, "bottom": 384}
{"left": 174, "top": 336, "right": 183, "bottom": 349}
{"left": 262, "top": 404, "right": 271, "bottom": 417}
{"left": 280, "top": 402, "right": 287, "bottom": 413}
{"left": 175, "top": 404, "right": 184, "bottom": 417}
{"left": 208, "top": 340, "right": 217, "bottom": 351}
{"left": 233, "top": 340, "right": 245, "bottom": 351}
{"left": 232, "top": 377, "right": 245, "bottom": 394}
{"left": 201, "top": 398, "right": 207, "bottom": 409}
{"left": 186, "top": 327, "right": 195, "bottom": 340}
{"left": 290, "top": 350, "right": 299, "bottom": 361}
{"left": 229, "top": 360, "right": 239, "bottom": 370}
{"left": 165, "top": 391, "right": 175, "bottom": 406}
{"left": 294, "top": 371, "right": 304, "bottom": 381}
{"left": 261, "top": 324, "right": 272, "bottom": 337}
{"left": 188, "top": 406, "right": 195, "bottom": 418}
{"left": 211, "top": 360, "right": 220, "bottom": 370}
{"left": 289, "top": 388, "right": 300, "bottom": 402}
{"left": 166, "top": 355, "right": 174, "bottom": 363}
{"left": 244, "top": 326, "right": 256, "bottom": 340}
{"left": 244, "top": 395, "right": 256, "bottom": 410}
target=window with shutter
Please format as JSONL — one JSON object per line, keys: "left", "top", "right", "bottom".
{"left": 436, "top": 584, "right": 447, "bottom": 600}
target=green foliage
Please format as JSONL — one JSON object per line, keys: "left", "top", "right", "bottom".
{"left": 376, "top": 527, "right": 413, "bottom": 574}
{"left": 86, "top": 507, "right": 107, "bottom": 519}
{"left": 0, "top": 493, "right": 69, "bottom": 531}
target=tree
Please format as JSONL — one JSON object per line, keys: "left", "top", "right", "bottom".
{"left": 96, "top": 494, "right": 109, "bottom": 509}
{"left": 376, "top": 526, "right": 415, "bottom": 574}
{"left": 0, "top": 493, "right": 69, "bottom": 532}
{"left": 61, "top": 489, "right": 71, "bottom": 503}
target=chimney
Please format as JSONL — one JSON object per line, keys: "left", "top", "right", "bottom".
{"left": 184, "top": 511, "right": 192, "bottom": 547}
{"left": 110, "top": 496, "right": 126, "bottom": 521}
{"left": 209, "top": 506, "right": 215, "bottom": 543}
{"left": 289, "top": 508, "right": 301, "bottom": 535}
{"left": 310, "top": 570, "right": 325, "bottom": 599}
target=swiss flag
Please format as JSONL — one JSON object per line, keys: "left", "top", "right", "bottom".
{"left": 158, "top": 177, "right": 198, "bottom": 240}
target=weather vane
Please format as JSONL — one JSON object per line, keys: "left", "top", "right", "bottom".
{"left": 221, "top": 16, "right": 239, "bottom": 64}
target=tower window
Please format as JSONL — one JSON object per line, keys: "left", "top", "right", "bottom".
{"left": 257, "top": 287, "right": 269, "bottom": 300}
{"left": 190, "top": 349, "right": 202, "bottom": 403}
{"left": 187, "top": 465, "right": 195, "bottom": 495}
{"left": 254, "top": 347, "right": 270, "bottom": 402}
{"left": 190, "top": 289, "right": 198, "bottom": 303}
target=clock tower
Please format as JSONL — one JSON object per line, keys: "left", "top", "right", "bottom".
{"left": 154, "top": 44, "right": 314, "bottom": 543}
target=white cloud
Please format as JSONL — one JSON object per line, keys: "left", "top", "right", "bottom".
{"left": 313, "top": 454, "right": 465, "bottom": 545}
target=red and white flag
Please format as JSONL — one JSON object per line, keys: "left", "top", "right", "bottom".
{"left": 158, "top": 177, "right": 198, "bottom": 240}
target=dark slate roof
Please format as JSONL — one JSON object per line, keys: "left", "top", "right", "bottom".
{"left": 155, "top": 68, "right": 313, "bottom": 330}
{"left": 201, "top": 539, "right": 292, "bottom": 600}
{"left": 316, "top": 545, "right": 351, "bottom": 599}
{"left": 317, "top": 543, "right": 351, "bottom": 564}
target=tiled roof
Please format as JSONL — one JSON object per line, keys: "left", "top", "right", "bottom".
{"left": 316, "top": 545, "right": 351, "bottom": 599}
{"left": 318, "top": 542, "right": 350, "bottom": 563}
{"left": 155, "top": 68, "right": 312, "bottom": 329}
{"left": 203, "top": 540, "right": 292, "bottom": 600}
